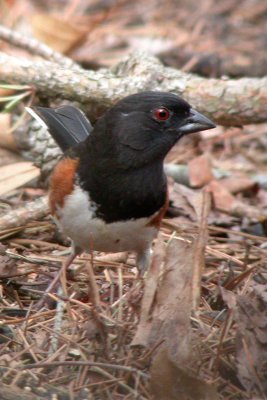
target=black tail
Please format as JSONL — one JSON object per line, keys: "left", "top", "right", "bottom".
{"left": 26, "top": 105, "right": 93, "bottom": 152}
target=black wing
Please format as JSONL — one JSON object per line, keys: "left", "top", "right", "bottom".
{"left": 26, "top": 105, "right": 93, "bottom": 152}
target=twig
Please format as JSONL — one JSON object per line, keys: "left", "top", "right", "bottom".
{"left": 49, "top": 287, "right": 66, "bottom": 355}
{"left": 117, "top": 265, "right": 123, "bottom": 322}
{"left": 164, "top": 219, "right": 267, "bottom": 242}
{"left": 86, "top": 258, "right": 101, "bottom": 309}
{"left": 18, "top": 360, "right": 149, "bottom": 398}
{"left": 89, "top": 366, "right": 147, "bottom": 400}
{"left": 0, "top": 269, "right": 35, "bottom": 279}
{"left": 0, "top": 24, "right": 80, "bottom": 70}
{"left": 5, "top": 250, "right": 59, "bottom": 266}
{"left": 192, "top": 189, "right": 211, "bottom": 309}
{"left": 1, "top": 310, "right": 56, "bottom": 325}
{"left": 16, "top": 328, "right": 39, "bottom": 363}
{"left": 21, "top": 360, "right": 149, "bottom": 378}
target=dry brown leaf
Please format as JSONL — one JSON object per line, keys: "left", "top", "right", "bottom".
{"left": 253, "top": 283, "right": 267, "bottom": 304}
{"left": 220, "top": 286, "right": 237, "bottom": 310}
{"left": 151, "top": 347, "right": 219, "bottom": 400}
{"left": 220, "top": 175, "right": 258, "bottom": 195}
{"left": 0, "top": 113, "right": 18, "bottom": 152}
{"left": 230, "top": 201, "right": 265, "bottom": 220}
{"left": 31, "top": 14, "right": 88, "bottom": 54}
{"left": 134, "top": 223, "right": 218, "bottom": 399}
{"left": 170, "top": 183, "right": 197, "bottom": 221}
{"left": 168, "top": 187, "right": 210, "bottom": 311}
{"left": 236, "top": 290, "right": 267, "bottom": 398}
{"left": 208, "top": 179, "right": 235, "bottom": 212}
{"left": 188, "top": 153, "right": 214, "bottom": 188}
{"left": 132, "top": 237, "right": 194, "bottom": 352}
{"left": 172, "top": 183, "right": 210, "bottom": 222}
{"left": 131, "top": 234, "right": 165, "bottom": 347}
{"left": 82, "top": 316, "right": 101, "bottom": 341}
{"left": 208, "top": 180, "right": 265, "bottom": 220}
{"left": 0, "top": 162, "right": 40, "bottom": 195}
{"left": 192, "top": 190, "right": 211, "bottom": 309}
{"left": 0, "top": 244, "right": 17, "bottom": 277}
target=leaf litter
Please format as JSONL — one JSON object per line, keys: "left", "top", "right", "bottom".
{"left": 1, "top": 0, "right": 267, "bottom": 399}
{"left": 1, "top": 149, "right": 267, "bottom": 399}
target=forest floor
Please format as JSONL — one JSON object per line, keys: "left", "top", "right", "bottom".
{"left": 0, "top": 0, "right": 267, "bottom": 399}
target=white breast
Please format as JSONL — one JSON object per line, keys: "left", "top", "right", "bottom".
{"left": 56, "top": 185, "right": 158, "bottom": 254}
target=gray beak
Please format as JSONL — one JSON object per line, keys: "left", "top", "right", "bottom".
{"left": 179, "top": 109, "right": 216, "bottom": 134}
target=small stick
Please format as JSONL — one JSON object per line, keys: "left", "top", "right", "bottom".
{"left": 86, "top": 257, "right": 101, "bottom": 310}
{"left": 192, "top": 189, "right": 211, "bottom": 309}
{"left": 0, "top": 24, "right": 80, "bottom": 70}
{"left": 49, "top": 287, "right": 65, "bottom": 355}
{"left": 22, "top": 360, "right": 149, "bottom": 378}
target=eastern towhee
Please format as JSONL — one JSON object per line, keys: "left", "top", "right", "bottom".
{"left": 26, "top": 91, "right": 215, "bottom": 301}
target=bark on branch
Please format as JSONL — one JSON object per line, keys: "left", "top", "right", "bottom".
{"left": 0, "top": 51, "right": 267, "bottom": 126}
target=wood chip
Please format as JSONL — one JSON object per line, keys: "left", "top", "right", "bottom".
{"left": 0, "top": 162, "right": 40, "bottom": 195}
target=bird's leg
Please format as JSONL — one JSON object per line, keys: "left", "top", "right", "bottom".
{"left": 136, "top": 246, "right": 153, "bottom": 276}
{"left": 35, "top": 244, "right": 81, "bottom": 309}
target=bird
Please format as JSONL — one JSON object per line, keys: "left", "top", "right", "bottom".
{"left": 26, "top": 91, "right": 215, "bottom": 302}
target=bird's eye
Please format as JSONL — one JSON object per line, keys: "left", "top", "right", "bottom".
{"left": 154, "top": 107, "right": 170, "bottom": 121}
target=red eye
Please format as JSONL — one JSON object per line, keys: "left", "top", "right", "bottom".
{"left": 154, "top": 107, "right": 170, "bottom": 121}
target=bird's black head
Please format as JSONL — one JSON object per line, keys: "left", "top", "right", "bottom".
{"left": 98, "top": 91, "right": 215, "bottom": 168}
{"left": 76, "top": 92, "right": 215, "bottom": 222}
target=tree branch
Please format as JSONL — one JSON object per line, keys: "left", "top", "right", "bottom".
{"left": 0, "top": 51, "right": 267, "bottom": 126}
